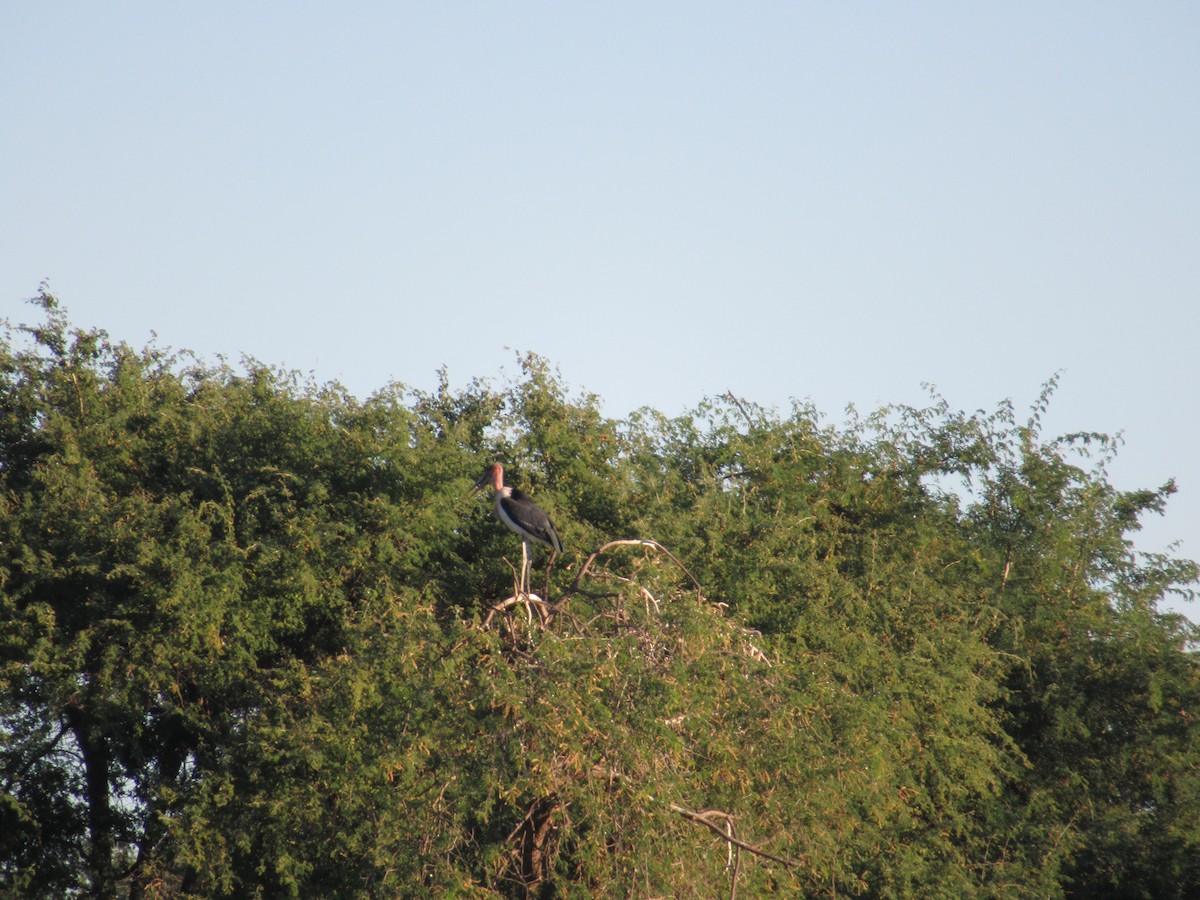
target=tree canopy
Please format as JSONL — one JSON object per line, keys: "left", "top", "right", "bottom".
{"left": 3, "top": 289, "right": 1198, "bottom": 898}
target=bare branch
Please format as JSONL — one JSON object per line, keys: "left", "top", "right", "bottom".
{"left": 724, "top": 389, "right": 757, "bottom": 430}
{"left": 669, "top": 803, "right": 800, "bottom": 872}
{"left": 482, "top": 593, "right": 550, "bottom": 628}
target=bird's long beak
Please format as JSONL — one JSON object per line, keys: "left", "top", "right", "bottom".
{"left": 458, "top": 472, "right": 487, "bottom": 508}
{"left": 470, "top": 470, "right": 490, "bottom": 493}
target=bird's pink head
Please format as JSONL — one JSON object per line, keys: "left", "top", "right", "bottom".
{"left": 472, "top": 462, "right": 505, "bottom": 493}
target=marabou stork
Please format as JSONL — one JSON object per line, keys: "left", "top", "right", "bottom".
{"left": 472, "top": 462, "right": 562, "bottom": 597}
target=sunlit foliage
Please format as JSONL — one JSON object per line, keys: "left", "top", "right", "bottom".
{"left": 3, "top": 291, "right": 1197, "bottom": 897}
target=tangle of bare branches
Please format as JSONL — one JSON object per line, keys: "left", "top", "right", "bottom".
{"left": 481, "top": 538, "right": 774, "bottom": 668}
{"left": 564, "top": 538, "right": 705, "bottom": 600}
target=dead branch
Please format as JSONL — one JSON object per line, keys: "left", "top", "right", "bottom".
{"left": 483, "top": 593, "right": 550, "bottom": 629}
{"left": 669, "top": 802, "right": 799, "bottom": 873}
{"left": 738, "top": 629, "right": 773, "bottom": 667}
{"left": 741, "top": 642, "right": 772, "bottom": 667}
{"left": 724, "top": 389, "right": 757, "bottom": 430}
{"left": 672, "top": 804, "right": 741, "bottom": 899}
{"left": 542, "top": 548, "right": 557, "bottom": 603}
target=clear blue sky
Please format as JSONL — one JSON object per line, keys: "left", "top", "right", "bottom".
{"left": 3, "top": 4, "right": 1198, "bottom": 616}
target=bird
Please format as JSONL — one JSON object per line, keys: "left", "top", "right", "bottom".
{"left": 472, "top": 462, "right": 562, "bottom": 597}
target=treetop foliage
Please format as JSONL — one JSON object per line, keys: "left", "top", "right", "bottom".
{"left": 2, "top": 289, "right": 1198, "bottom": 898}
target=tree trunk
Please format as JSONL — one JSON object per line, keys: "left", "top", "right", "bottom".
{"left": 66, "top": 701, "right": 117, "bottom": 900}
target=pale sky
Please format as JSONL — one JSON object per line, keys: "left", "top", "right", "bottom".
{"left": 3, "top": 4, "right": 1198, "bottom": 617}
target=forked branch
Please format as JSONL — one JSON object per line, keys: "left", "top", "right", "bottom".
{"left": 483, "top": 593, "right": 550, "bottom": 628}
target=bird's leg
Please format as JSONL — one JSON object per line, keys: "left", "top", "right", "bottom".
{"left": 520, "top": 540, "right": 530, "bottom": 598}
{"left": 520, "top": 540, "right": 533, "bottom": 624}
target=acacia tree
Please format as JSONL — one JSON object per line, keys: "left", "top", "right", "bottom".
{"left": 3, "top": 294, "right": 1198, "bottom": 898}
{"left": 0, "top": 291, "right": 460, "bottom": 896}
{"left": 961, "top": 384, "right": 1200, "bottom": 897}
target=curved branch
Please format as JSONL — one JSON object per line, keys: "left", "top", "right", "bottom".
{"left": 483, "top": 593, "right": 550, "bottom": 628}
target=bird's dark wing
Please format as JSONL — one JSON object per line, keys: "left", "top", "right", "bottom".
{"left": 501, "top": 489, "right": 563, "bottom": 554}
